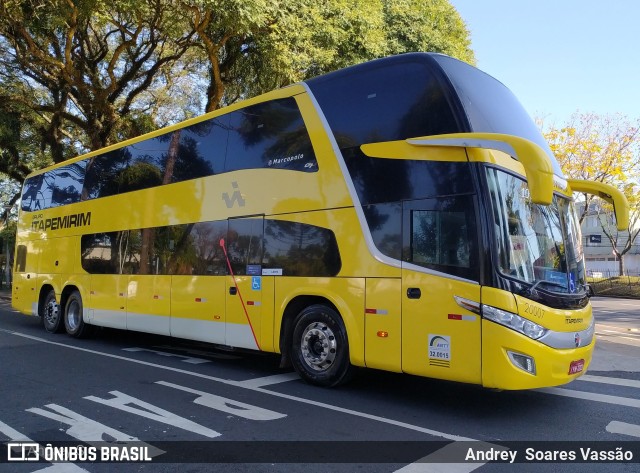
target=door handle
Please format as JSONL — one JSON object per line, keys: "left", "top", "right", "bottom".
{"left": 26, "top": 274, "right": 30, "bottom": 279}
{"left": 407, "top": 288, "right": 421, "bottom": 299}
{"left": 229, "top": 286, "right": 237, "bottom": 296}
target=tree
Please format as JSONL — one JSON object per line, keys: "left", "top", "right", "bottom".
{"left": 186, "top": 0, "right": 475, "bottom": 111}
{"left": 542, "top": 112, "right": 640, "bottom": 222}
{"left": 0, "top": 0, "right": 196, "bottom": 159}
{"left": 595, "top": 183, "right": 640, "bottom": 275}
{"left": 0, "top": 0, "right": 474, "bottom": 200}
{"left": 542, "top": 112, "right": 640, "bottom": 275}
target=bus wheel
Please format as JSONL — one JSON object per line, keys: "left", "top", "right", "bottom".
{"left": 64, "top": 291, "right": 92, "bottom": 338}
{"left": 291, "top": 304, "right": 354, "bottom": 387}
{"left": 41, "top": 290, "right": 63, "bottom": 333}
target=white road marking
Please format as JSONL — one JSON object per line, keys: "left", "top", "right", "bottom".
{"left": 84, "top": 390, "right": 220, "bottom": 438}
{"left": 578, "top": 374, "right": 640, "bottom": 389}
{"left": 27, "top": 404, "right": 138, "bottom": 441}
{"left": 537, "top": 387, "right": 640, "bottom": 409}
{"left": 597, "top": 333, "right": 640, "bottom": 340}
{"left": 606, "top": 421, "right": 640, "bottom": 438}
{"left": 235, "top": 372, "right": 300, "bottom": 388}
{"left": 0, "top": 420, "right": 89, "bottom": 472}
{"left": 597, "top": 323, "right": 640, "bottom": 332}
{"left": 156, "top": 381, "right": 287, "bottom": 420}
{"left": 28, "top": 465, "right": 88, "bottom": 473}
{"left": 394, "top": 442, "right": 501, "bottom": 473}
{"left": 595, "top": 329, "right": 640, "bottom": 347}
{"left": 1, "top": 328, "right": 474, "bottom": 441}
{"left": 25, "top": 404, "right": 165, "bottom": 457}
{"left": 123, "top": 347, "right": 210, "bottom": 364}
{"left": 9, "top": 324, "right": 640, "bottom": 467}
{"left": 154, "top": 344, "right": 242, "bottom": 360}
{"left": 0, "top": 419, "right": 30, "bottom": 441}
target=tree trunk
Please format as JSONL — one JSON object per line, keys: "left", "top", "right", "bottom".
{"left": 163, "top": 130, "right": 180, "bottom": 184}
{"left": 618, "top": 255, "right": 625, "bottom": 277}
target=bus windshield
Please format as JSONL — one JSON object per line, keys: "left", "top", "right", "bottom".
{"left": 487, "top": 167, "right": 586, "bottom": 295}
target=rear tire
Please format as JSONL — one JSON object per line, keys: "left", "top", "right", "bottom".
{"left": 41, "top": 290, "right": 63, "bottom": 333}
{"left": 291, "top": 304, "right": 354, "bottom": 387}
{"left": 64, "top": 291, "right": 92, "bottom": 338}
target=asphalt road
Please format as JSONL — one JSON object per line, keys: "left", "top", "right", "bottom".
{"left": 0, "top": 297, "right": 638, "bottom": 472}
{"left": 590, "top": 297, "right": 640, "bottom": 372}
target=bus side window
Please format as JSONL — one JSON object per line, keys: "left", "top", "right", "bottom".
{"left": 263, "top": 221, "right": 342, "bottom": 277}
{"left": 224, "top": 98, "right": 317, "bottom": 173}
{"left": 166, "top": 221, "right": 228, "bottom": 275}
{"left": 81, "top": 231, "right": 141, "bottom": 274}
{"left": 227, "top": 218, "right": 264, "bottom": 275}
{"left": 175, "top": 118, "right": 227, "bottom": 181}
{"left": 15, "top": 245, "right": 27, "bottom": 273}
{"left": 50, "top": 162, "right": 86, "bottom": 207}
{"left": 21, "top": 175, "right": 47, "bottom": 212}
{"left": 403, "top": 195, "right": 479, "bottom": 281}
{"left": 362, "top": 202, "right": 402, "bottom": 261}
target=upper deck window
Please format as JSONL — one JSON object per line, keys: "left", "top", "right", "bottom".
{"left": 21, "top": 97, "right": 316, "bottom": 213}
{"left": 307, "top": 54, "right": 467, "bottom": 149}
{"left": 225, "top": 98, "right": 318, "bottom": 173}
{"left": 433, "top": 55, "right": 563, "bottom": 176}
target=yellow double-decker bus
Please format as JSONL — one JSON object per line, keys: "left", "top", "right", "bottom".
{"left": 12, "top": 53, "right": 628, "bottom": 389}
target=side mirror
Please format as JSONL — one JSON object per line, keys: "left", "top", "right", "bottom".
{"left": 568, "top": 179, "right": 629, "bottom": 231}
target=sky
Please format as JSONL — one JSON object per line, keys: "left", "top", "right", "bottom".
{"left": 450, "top": 0, "right": 640, "bottom": 126}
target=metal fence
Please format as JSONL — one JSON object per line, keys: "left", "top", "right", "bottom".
{"left": 587, "top": 270, "right": 640, "bottom": 298}
{"left": 587, "top": 270, "right": 640, "bottom": 285}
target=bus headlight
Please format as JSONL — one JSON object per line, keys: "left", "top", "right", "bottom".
{"left": 482, "top": 305, "right": 547, "bottom": 340}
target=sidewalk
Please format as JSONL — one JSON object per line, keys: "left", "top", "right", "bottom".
{"left": 0, "top": 287, "right": 10, "bottom": 301}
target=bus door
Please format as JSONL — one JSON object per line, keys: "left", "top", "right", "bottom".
{"left": 85, "top": 231, "right": 131, "bottom": 330}
{"left": 88, "top": 275, "right": 127, "bottom": 329}
{"left": 401, "top": 197, "right": 482, "bottom": 384}
{"left": 13, "top": 241, "right": 39, "bottom": 315}
{"left": 170, "top": 221, "right": 228, "bottom": 345}
{"left": 224, "top": 217, "right": 264, "bottom": 350}
{"left": 127, "top": 227, "right": 171, "bottom": 335}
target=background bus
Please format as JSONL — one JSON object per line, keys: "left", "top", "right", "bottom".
{"left": 13, "top": 53, "right": 628, "bottom": 389}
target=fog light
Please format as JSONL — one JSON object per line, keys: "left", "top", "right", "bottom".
{"left": 507, "top": 351, "right": 536, "bottom": 375}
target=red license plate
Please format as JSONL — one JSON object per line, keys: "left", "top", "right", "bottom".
{"left": 568, "top": 359, "right": 585, "bottom": 375}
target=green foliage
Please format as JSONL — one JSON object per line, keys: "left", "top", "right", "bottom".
{"left": 0, "top": 220, "right": 16, "bottom": 246}
{"left": 0, "top": 0, "right": 474, "bottom": 188}
{"left": 542, "top": 112, "right": 640, "bottom": 275}
{"left": 383, "top": 0, "right": 475, "bottom": 61}
{"left": 218, "top": 0, "right": 474, "bottom": 105}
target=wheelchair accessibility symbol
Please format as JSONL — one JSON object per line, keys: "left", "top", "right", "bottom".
{"left": 252, "top": 276, "right": 262, "bottom": 291}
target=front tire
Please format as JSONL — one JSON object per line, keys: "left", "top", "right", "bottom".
{"left": 41, "top": 290, "right": 63, "bottom": 333}
{"left": 291, "top": 304, "right": 354, "bottom": 387}
{"left": 64, "top": 291, "right": 92, "bottom": 338}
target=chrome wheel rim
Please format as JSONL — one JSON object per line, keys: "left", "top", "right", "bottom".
{"left": 45, "top": 299, "right": 59, "bottom": 327}
{"left": 67, "top": 300, "right": 81, "bottom": 331}
{"left": 300, "top": 321, "right": 337, "bottom": 371}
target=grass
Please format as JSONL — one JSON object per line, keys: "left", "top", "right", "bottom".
{"left": 588, "top": 276, "right": 640, "bottom": 298}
